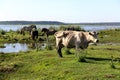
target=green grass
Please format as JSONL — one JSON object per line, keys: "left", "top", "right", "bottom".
{"left": 1, "top": 28, "right": 120, "bottom": 43}
{"left": 99, "top": 29, "right": 120, "bottom": 43}
{"left": 0, "top": 44, "right": 120, "bottom": 80}
{"left": 0, "top": 30, "right": 31, "bottom": 43}
{"left": 0, "top": 43, "right": 5, "bottom": 48}
{"left": 0, "top": 29, "right": 120, "bottom": 80}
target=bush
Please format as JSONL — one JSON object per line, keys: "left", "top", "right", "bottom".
{"left": 58, "top": 25, "right": 84, "bottom": 31}
{"left": 0, "top": 30, "right": 6, "bottom": 35}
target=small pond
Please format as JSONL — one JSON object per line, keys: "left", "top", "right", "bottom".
{"left": 0, "top": 43, "right": 28, "bottom": 53}
{"left": 0, "top": 43, "right": 48, "bottom": 53}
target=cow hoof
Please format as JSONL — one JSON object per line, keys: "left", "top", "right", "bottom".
{"left": 78, "top": 57, "right": 86, "bottom": 62}
{"left": 59, "top": 55, "right": 63, "bottom": 58}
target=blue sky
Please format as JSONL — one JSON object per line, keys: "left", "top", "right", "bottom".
{"left": 0, "top": 0, "right": 120, "bottom": 23}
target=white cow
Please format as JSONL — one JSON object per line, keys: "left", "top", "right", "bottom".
{"left": 54, "top": 31, "right": 99, "bottom": 57}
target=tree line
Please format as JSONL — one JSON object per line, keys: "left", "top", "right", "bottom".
{"left": 0, "top": 21, "right": 120, "bottom": 25}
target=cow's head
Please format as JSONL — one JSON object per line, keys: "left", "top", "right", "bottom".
{"left": 89, "top": 31, "right": 99, "bottom": 43}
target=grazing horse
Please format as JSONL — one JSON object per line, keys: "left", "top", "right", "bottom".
{"left": 20, "top": 25, "right": 37, "bottom": 35}
{"left": 41, "top": 28, "right": 57, "bottom": 37}
{"left": 31, "top": 28, "right": 38, "bottom": 40}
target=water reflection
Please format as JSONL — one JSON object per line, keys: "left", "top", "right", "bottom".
{"left": 0, "top": 43, "right": 28, "bottom": 53}
{"left": 0, "top": 42, "right": 49, "bottom": 53}
{"left": 29, "top": 42, "right": 47, "bottom": 50}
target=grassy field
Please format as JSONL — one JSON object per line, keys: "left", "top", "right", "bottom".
{"left": 0, "top": 45, "right": 120, "bottom": 80}
{"left": 0, "top": 29, "right": 120, "bottom": 80}
{"left": 99, "top": 29, "right": 120, "bottom": 43}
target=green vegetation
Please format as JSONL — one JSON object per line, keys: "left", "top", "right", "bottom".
{"left": 0, "top": 28, "right": 120, "bottom": 80}
{"left": 0, "top": 25, "right": 84, "bottom": 43}
{"left": 1, "top": 26, "right": 120, "bottom": 43}
{"left": 99, "top": 29, "right": 120, "bottom": 43}
{"left": 58, "top": 25, "right": 84, "bottom": 31}
{"left": 0, "top": 29, "right": 44, "bottom": 43}
{"left": 0, "top": 45, "right": 120, "bottom": 80}
{"left": 0, "top": 43, "right": 5, "bottom": 48}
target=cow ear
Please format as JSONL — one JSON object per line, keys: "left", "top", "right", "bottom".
{"left": 89, "top": 32, "right": 93, "bottom": 35}
{"left": 94, "top": 31, "right": 99, "bottom": 35}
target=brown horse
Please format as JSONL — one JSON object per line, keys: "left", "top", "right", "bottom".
{"left": 20, "top": 25, "right": 37, "bottom": 35}
{"left": 41, "top": 28, "right": 57, "bottom": 37}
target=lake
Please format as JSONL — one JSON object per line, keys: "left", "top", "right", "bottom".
{"left": 0, "top": 25, "right": 120, "bottom": 31}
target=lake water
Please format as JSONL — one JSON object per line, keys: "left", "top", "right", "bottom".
{"left": 0, "top": 25, "right": 120, "bottom": 31}
{"left": 0, "top": 24, "right": 120, "bottom": 53}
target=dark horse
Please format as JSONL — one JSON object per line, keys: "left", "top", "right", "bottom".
{"left": 20, "top": 25, "right": 37, "bottom": 35}
{"left": 41, "top": 28, "right": 57, "bottom": 37}
{"left": 31, "top": 28, "right": 38, "bottom": 40}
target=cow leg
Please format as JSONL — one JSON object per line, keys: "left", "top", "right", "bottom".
{"left": 55, "top": 38, "right": 64, "bottom": 57}
{"left": 57, "top": 47, "right": 63, "bottom": 57}
{"left": 75, "top": 43, "right": 87, "bottom": 62}
{"left": 75, "top": 42, "right": 81, "bottom": 57}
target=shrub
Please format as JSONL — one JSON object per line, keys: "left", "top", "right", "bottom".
{"left": 58, "top": 25, "right": 84, "bottom": 31}
{"left": 0, "top": 30, "right": 6, "bottom": 35}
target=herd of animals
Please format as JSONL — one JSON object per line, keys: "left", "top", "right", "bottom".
{"left": 20, "top": 25, "right": 99, "bottom": 57}
{"left": 20, "top": 25, "right": 57, "bottom": 40}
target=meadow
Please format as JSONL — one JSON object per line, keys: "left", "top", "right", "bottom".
{"left": 0, "top": 27, "right": 120, "bottom": 80}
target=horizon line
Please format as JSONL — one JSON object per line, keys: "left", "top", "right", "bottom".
{"left": 0, "top": 20, "right": 120, "bottom": 23}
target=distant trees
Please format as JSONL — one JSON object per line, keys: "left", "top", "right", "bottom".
{"left": 0, "top": 21, "right": 65, "bottom": 25}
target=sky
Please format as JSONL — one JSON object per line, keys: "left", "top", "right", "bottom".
{"left": 0, "top": 0, "right": 120, "bottom": 23}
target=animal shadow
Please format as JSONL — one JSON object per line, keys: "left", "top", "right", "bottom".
{"left": 85, "top": 57, "right": 120, "bottom": 70}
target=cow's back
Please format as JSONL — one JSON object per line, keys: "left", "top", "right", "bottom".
{"left": 62, "top": 31, "right": 83, "bottom": 48}
{"left": 54, "top": 31, "right": 84, "bottom": 48}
